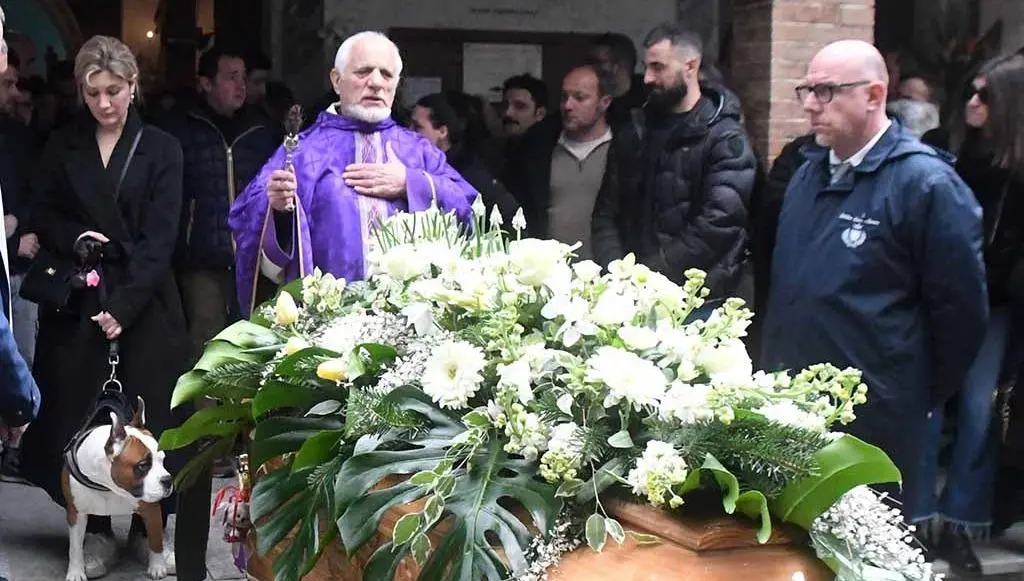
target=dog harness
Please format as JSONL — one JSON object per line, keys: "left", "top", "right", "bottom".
{"left": 62, "top": 340, "right": 133, "bottom": 493}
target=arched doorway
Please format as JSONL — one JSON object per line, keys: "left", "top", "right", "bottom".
{"left": 2, "top": 0, "right": 81, "bottom": 77}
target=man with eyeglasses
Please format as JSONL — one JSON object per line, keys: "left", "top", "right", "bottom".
{"left": 760, "top": 40, "right": 988, "bottom": 524}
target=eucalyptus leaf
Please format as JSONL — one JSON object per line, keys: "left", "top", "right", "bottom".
{"left": 607, "top": 430, "right": 634, "bottom": 449}
{"left": 773, "top": 434, "right": 901, "bottom": 529}
{"left": 585, "top": 513, "right": 607, "bottom": 552}
{"left": 392, "top": 512, "right": 422, "bottom": 546}
{"left": 605, "top": 517, "right": 625, "bottom": 545}
{"left": 306, "top": 399, "right": 343, "bottom": 417}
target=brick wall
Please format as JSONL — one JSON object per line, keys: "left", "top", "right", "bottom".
{"left": 732, "top": 0, "right": 874, "bottom": 164}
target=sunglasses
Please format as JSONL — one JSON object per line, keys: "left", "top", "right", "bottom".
{"left": 967, "top": 85, "right": 989, "bottom": 104}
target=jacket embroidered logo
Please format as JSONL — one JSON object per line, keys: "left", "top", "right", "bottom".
{"left": 839, "top": 213, "right": 880, "bottom": 249}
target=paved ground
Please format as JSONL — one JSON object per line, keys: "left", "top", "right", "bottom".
{"left": 5, "top": 475, "right": 1024, "bottom": 580}
{"left": 0, "top": 478, "right": 244, "bottom": 581}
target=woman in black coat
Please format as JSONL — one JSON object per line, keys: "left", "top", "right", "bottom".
{"left": 18, "top": 36, "right": 188, "bottom": 578}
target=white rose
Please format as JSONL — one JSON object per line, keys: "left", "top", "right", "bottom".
{"left": 591, "top": 290, "right": 637, "bottom": 327}
{"left": 572, "top": 260, "right": 603, "bottom": 283}
{"left": 698, "top": 339, "right": 753, "bottom": 385}
{"left": 378, "top": 244, "right": 427, "bottom": 281}
{"left": 618, "top": 325, "right": 659, "bottom": 351}
{"left": 509, "top": 239, "right": 569, "bottom": 287}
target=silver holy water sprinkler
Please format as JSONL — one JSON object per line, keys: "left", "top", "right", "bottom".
{"left": 282, "top": 104, "right": 304, "bottom": 212}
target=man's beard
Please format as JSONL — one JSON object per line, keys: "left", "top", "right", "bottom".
{"left": 343, "top": 103, "right": 392, "bottom": 123}
{"left": 647, "top": 81, "right": 688, "bottom": 111}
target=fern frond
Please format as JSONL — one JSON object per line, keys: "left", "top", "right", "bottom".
{"left": 203, "top": 360, "right": 265, "bottom": 389}
{"left": 344, "top": 387, "right": 424, "bottom": 440}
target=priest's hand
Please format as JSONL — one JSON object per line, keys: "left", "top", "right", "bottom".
{"left": 343, "top": 142, "right": 407, "bottom": 199}
{"left": 267, "top": 170, "right": 298, "bottom": 212}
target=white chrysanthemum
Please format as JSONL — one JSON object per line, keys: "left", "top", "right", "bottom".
{"left": 659, "top": 382, "right": 715, "bottom": 424}
{"left": 697, "top": 339, "right": 753, "bottom": 386}
{"left": 422, "top": 341, "right": 487, "bottom": 409}
{"left": 586, "top": 346, "right": 667, "bottom": 410}
{"left": 627, "top": 440, "right": 689, "bottom": 508}
{"left": 756, "top": 400, "right": 827, "bottom": 433}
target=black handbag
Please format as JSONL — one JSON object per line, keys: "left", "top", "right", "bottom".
{"left": 19, "top": 129, "right": 143, "bottom": 310}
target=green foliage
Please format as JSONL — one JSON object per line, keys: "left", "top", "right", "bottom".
{"left": 673, "top": 415, "right": 831, "bottom": 497}
{"left": 773, "top": 434, "right": 902, "bottom": 529}
{"left": 333, "top": 387, "right": 560, "bottom": 580}
{"left": 158, "top": 402, "right": 251, "bottom": 451}
{"left": 344, "top": 386, "right": 425, "bottom": 441}
{"left": 250, "top": 415, "right": 344, "bottom": 469}
{"left": 678, "top": 454, "right": 773, "bottom": 544}
{"left": 172, "top": 435, "right": 236, "bottom": 489}
{"left": 251, "top": 456, "right": 343, "bottom": 581}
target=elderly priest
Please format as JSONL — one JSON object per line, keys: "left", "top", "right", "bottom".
{"left": 229, "top": 30, "right": 478, "bottom": 314}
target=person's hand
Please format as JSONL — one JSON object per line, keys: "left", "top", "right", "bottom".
{"left": 343, "top": 142, "right": 407, "bottom": 199}
{"left": 267, "top": 170, "right": 297, "bottom": 212}
{"left": 91, "top": 311, "right": 122, "bottom": 340}
{"left": 3, "top": 214, "right": 17, "bottom": 238}
{"left": 17, "top": 233, "right": 39, "bottom": 259}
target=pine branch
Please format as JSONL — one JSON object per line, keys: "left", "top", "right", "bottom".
{"left": 673, "top": 417, "right": 830, "bottom": 497}
{"left": 203, "top": 361, "right": 265, "bottom": 390}
{"left": 344, "top": 387, "right": 424, "bottom": 440}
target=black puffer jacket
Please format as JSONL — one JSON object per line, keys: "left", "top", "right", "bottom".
{"left": 593, "top": 86, "right": 757, "bottom": 301}
{"left": 162, "top": 105, "right": 278, "bottom": 270}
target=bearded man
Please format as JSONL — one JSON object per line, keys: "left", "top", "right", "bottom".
{"left": 230, "top": 31, "right": 478, "bottom": 314}
{"left": 592, "top": 23, "right": 756, "bottom": 315}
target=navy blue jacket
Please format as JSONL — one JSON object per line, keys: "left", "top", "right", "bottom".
{"left": 163, "top": 106, "right": 278, "bottom": 271}
{"left": 761, "top": 123, "right": 988, "bottom": 481}
{"left": 0, "top": 299, "right": 39, "bottom": 428}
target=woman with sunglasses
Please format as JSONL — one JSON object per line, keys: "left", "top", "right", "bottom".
{"left": 916, "top": 53, "right": 1024, "bottom": 575}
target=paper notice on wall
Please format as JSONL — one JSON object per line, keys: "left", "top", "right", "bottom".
{"left": 401, "top": 77, "right": 443, "bottom": 108}
{"left": 462, "top": 43, "right": 543, "bottom": 102}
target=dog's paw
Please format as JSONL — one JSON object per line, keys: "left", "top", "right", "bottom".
{"left": 65, "top": 566, "right": 88, "bottom": 581}
{"left": 146, "top": 551, "right": 168, "bottom": 579}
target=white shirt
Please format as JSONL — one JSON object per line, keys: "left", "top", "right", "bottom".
{"left": 0, "top": 182, "right": 10, "bottom": 323}
{"left": 829, "top": 119, "right": 893, "bottom": 170}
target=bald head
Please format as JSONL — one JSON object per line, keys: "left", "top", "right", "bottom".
{"left": 330, "top": 31, "right": 402, "bottom": 123}
{"left": 812, "top": 40, "right": 889, "bottom": 84}
{"left": 802, "top": 39, "right": 891, "bottom": 160}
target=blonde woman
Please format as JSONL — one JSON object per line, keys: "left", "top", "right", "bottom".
{"left": 19, "top": 36, "right": 186, "bottom": 578}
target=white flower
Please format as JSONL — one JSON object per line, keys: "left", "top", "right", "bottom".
{"left": 376, "top": 243, "right": 428, "bottom": 281}
{"left": 618, "top": 325, "right": 659, "bottom": 351}
{"left": 756, "top": 400, "right": 827, "bottom": 433}
{"left": 489, "top": 206, "right": 504, "bottom": 228}
{"left": 422, "top": 341, "right": 487, "bottom": 409}
{"left": 627, "top": 440, "right": 689, "bottom": 508}
{"left": 590, "top": 290, "right": 637, "bottom": 327}
{"left": 541, "top": 294, "right": 597, "bottom": 347}
{"left": 508, "top": 239, "right": 571, "bottom": 287}
{"left": 572, "top": 260, "right": 603, "bottom": 283}
{"left": 586, "top": 346, "right": 667, "bottom": 410}
{"left": 401, "top": 302, "right": 436, "bottom": 336}
{"left": 503, "top": 405, "right": 550, "bottom": 461}
{"left": 697, "top": 339, "right": 753, "bottom": 386}
{"left": 657, "top": 328, "right": 703, "bottom": 381}
{"left": 274, "top": 292, "right": 299, "bottom": 326}
{"left": 659, "top": 382, "right": 715, "bottom": 424}
{"left": 539, "top": 422, "right": 583, "bottom": 483}
{"left": 471, "top": 193, "right": 486, "bottom": 217}
{"left": 511, "top": 207, "right": 527, "bottom": 232}
{"left": 497, "top": 358, "right": 534, "bottom": 404}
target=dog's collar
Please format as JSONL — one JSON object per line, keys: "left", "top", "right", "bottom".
{"left": 64, "top": 428, "right": 112, "bottom": 492}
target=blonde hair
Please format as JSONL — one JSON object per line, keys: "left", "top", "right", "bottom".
{"left": 75, "top": 35, "right": 139, "bottom": 90}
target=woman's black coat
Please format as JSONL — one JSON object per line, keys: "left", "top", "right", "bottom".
{"left": 20, "top": 108, "right": 190, "bottom": 504}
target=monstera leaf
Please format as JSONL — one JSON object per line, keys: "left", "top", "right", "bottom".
{"left": 334, "top": 387, "right": 560, "bottom": 580}
{"left": 678, "top": 454, "right": 773, "bottom": 544}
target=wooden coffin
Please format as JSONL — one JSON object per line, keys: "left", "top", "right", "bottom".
{"left": 246, "top": 488, "right": 834, "bottom": 581}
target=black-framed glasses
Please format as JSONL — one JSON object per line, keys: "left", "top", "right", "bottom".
{"left": 967, "top": 85, "right": 989, "bottom": 104}
{"left": 795, "top": 80, "right": 871, "bottom": 103}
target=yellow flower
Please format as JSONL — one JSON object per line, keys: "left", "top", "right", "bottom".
{"left": 317, "top": 358, "right": 347, "bottom": 382}
{"left": 274, "top": 292, "right": 299, "bottom": 326}
{"left": 284, "top": 336, "right": 308, "bottom": 355}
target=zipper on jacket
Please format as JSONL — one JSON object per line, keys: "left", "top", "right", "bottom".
{"left": 187, "top": 112, "right": 265, "bottom": 257}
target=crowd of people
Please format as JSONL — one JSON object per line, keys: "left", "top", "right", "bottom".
{"left": 0, "top": 6, "right": 1023, "bottom": 579}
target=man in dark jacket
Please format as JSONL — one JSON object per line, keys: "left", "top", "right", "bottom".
{"left": 592, "top": 23, "right": 757, "bottom": 307}
{"left": 588, "top": 32, "right": 648, "bottom": 131}
{"left": 761, "top": 40, "right": 988, "bottom": 518}
{"left": 162, "top": 45, "right": 278, "bottom": 363}
{"left": 410, "top": 92, "right": 519, "bottom": 223}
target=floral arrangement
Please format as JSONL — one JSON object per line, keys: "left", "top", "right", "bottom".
{"left": 162, "top": 200, "right": 940, "bottom": 581}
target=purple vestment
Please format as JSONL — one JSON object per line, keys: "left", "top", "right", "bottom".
{"left": 229, "top": 110, "right": 478, "bottom": 315}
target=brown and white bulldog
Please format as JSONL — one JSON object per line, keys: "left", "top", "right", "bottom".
{"left": 61, "top": 398, "right": 174, "bottom": 580}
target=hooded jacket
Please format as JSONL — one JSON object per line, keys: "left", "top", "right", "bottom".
{"left": 760, "top": 123, "right": 988, "bottom": 497}
{"left": 592, "top": 85, "right": 757, "bottom": 301}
